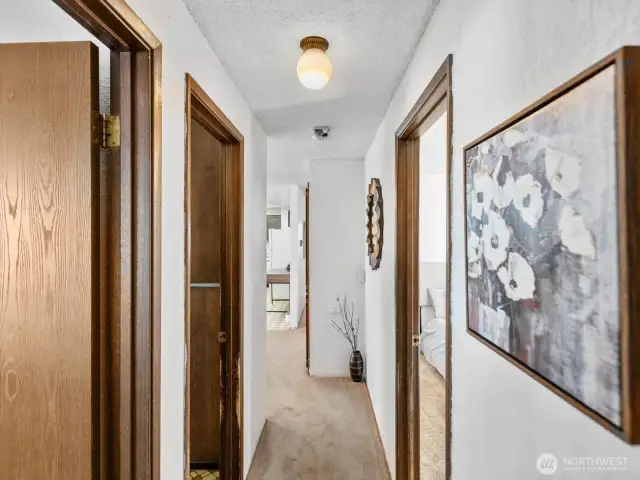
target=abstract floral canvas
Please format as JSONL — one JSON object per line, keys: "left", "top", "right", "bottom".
{"left": 465, "top": 65, "right": 621, "bottom": 427}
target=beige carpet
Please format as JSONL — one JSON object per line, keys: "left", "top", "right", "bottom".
{"left": 247, "top": 328, "right": 390, "bottom": 480}
{"left": 419, "top": 356, "right": 446, "bottom": 480}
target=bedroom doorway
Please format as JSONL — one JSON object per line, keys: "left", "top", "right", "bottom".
{"left": 417, "top": 110, "right": 448, "bottom": 479}
{"left": 395, "top": 55, "right": 453, "bottom": 480}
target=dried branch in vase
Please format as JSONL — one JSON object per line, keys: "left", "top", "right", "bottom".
{"left": 330, "top": 294, "right": 360, "bottom": 353}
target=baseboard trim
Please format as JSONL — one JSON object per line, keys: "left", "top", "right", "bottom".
{"left": 365, "top": 384, "right": 392, "bottom": 478}
{"left": 245, "top": 418, "right": 268, "bottom": 478}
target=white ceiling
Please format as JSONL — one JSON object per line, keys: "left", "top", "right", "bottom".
{"left": 183, "top": 0, "right": 441, "bottom": 184}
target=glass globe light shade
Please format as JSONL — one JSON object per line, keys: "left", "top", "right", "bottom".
{"left": 297, "top": 47, "right": 332, "bottom": 90}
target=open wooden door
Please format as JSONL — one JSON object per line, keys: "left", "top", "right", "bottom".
{"left": 0, "top": 42, "right": 103, "bottom": 478}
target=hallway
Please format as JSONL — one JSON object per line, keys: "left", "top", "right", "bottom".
{"left": 247, "top": 328, "right": 390, "bottom": 479}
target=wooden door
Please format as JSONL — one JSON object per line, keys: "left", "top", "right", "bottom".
{"left": 189, "top": 119, "right": 222, "bottom": 465}
{"left": 0, "top": 42, "right": 101, "bottom": 479}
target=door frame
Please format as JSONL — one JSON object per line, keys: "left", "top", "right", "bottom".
{"left": 305, "top": 183, "right": 310, "bottom": 371}
{"left": 395, "top": 55, "right": 453, "bottom": 480}
{"left": 52, "top": 1, "right": 162, "bottom": 478}
{"left": 184, "top": 73, "right": 244, "bottom": 479}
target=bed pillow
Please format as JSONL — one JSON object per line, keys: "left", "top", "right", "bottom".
{"left": 428, "top": 288, "right": 446, "bottom": 319}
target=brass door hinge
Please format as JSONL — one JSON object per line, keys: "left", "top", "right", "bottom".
{"left": 102, "top": 114, "right": 121, "bottom": 148}
{"left": 218, "top": 332, "right": 228, "bottom": 343}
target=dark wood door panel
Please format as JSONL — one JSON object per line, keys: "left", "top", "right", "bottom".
{"left": 190, "top": 119, "right": 222, "bottom": 284}
{"left": 189, "top": 117, "right": 223, "bottom": 466}
{"left": 189, "top": 271, "right": 222, "bottom": 462}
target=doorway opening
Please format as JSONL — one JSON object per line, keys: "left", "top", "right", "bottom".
{"left": 265, "top": 185, "right": 308, "bottom": 340}
{"left": 0, "top": 1, "right": 161, "bottom": 478}
{"left": 395, "top": 55, "right": 453, "bottom": 479}
{"left": 184, "top": 74, "right": 244, "bottom": 480}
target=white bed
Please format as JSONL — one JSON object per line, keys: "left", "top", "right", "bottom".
{"left": 419, "top": 287, "right": 447, "bottom": 378}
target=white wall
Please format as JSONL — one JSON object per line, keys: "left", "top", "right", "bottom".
{"left": 419, "top": 113, "right": 447, "bottom": 264}
{"left": 419, "top": 175, "right": 446, "bottom": 263}
{"left": 419, "top": 115, "right": 447, "bottom": 305}
{"left": 269, "top": 207, "right": 291, "bottom": 269}
{"left": 0, "top": 1, "right": 268, "bottom": 478}
{"left": 364, "top": 0, "right": 640, "bottom": 478}
{"left": 309, "top": 159, "right": 365, "bottom": 376}
{"left": 288, "top": 185, "right": 306, "bottom": 328}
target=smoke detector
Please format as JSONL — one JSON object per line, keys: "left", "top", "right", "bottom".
{"left": 312, "top": 126, "right": 330, "bottom": 142}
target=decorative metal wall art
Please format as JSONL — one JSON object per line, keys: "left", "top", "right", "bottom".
{"left": 366, "top": 178, "right": 384, "bottom": 270}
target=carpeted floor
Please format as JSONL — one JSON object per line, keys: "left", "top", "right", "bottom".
{"left": 247, "top": 328, "right": 390, "bottom": 479}
{"left": 419, "top": 356, "right": 446, "bottom": 480}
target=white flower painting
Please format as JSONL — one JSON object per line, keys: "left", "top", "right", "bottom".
{"left": 544, "top": 147, "right": 582, "bottom": 198}
{"left": 491, "top": 155, "right": 515, "bottom": 209}
{"left": 514, "top": 174, "right": 544, "bottom": 227}
{"left": 497, "top": 252, "right": 535, "bottom": 301}
{"left": 467, "top": 231, "right": 482, "bottom": 278}
{"left": 471, "top": 172, "right": 494, "bottom": 220}
{"left": 482, "top": 210, "right": 509, "bottom": 270}
{"left": 465, "top": 65, "right": 621, "bottom": 427}
{"left": 559, "top": 205, "right": 596, "bottom": 258}
{"left": 479, "top": 304, "right": 511, "bottom": 352}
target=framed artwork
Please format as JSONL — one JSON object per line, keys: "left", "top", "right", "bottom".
{"left": 366, "top": 178, "right": 384, "bottom": 269}
{"left": 464, "top": 47, "right": 640, "bottom": 443}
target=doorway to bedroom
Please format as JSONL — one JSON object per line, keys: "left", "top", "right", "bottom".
{"left": 417, "top": 111, "right": 448, "bottom": 479}
{"left": 395, "top": 56, "right": 452, "bottom": 480}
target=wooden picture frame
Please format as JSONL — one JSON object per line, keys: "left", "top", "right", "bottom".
{"left": 464, "top": 47, "right": 640, "bottom": 444}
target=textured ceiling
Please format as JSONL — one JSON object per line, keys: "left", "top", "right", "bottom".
{"left": 183, "top": 0, "right": 441, "bottom": 183}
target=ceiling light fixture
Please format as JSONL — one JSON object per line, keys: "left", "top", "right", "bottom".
{"left": 297, "top": 36, "right": 332, "bottom": 90}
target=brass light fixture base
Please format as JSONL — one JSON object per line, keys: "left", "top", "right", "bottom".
{"left": 300, "top": 36, "right": 329, "bottom": 52}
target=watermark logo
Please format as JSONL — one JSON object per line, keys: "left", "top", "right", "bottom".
{"left": 536, "top": 454, "right": 628, "bottom": 475}
{"left": 536, "top": 453, "right": 558, "bottom": 476}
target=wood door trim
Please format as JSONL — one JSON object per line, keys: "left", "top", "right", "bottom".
{"left": 185, "top": 73, "right": 244, "bottom": 480}
{"left": 53, "top": 0, "right": 160, "bottom": 51}
{"left": 395, "top": 55, "right": 453, "bottom": 480}
{"left": 51, "top": 1, "right": 162, "bottom": 478}
{"left": 305, "top": 184, "right": 310, "bottom": 372}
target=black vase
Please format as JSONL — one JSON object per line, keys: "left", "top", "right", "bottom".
{"left": 349, "top": 350, "right": 364, "bottom": 383}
